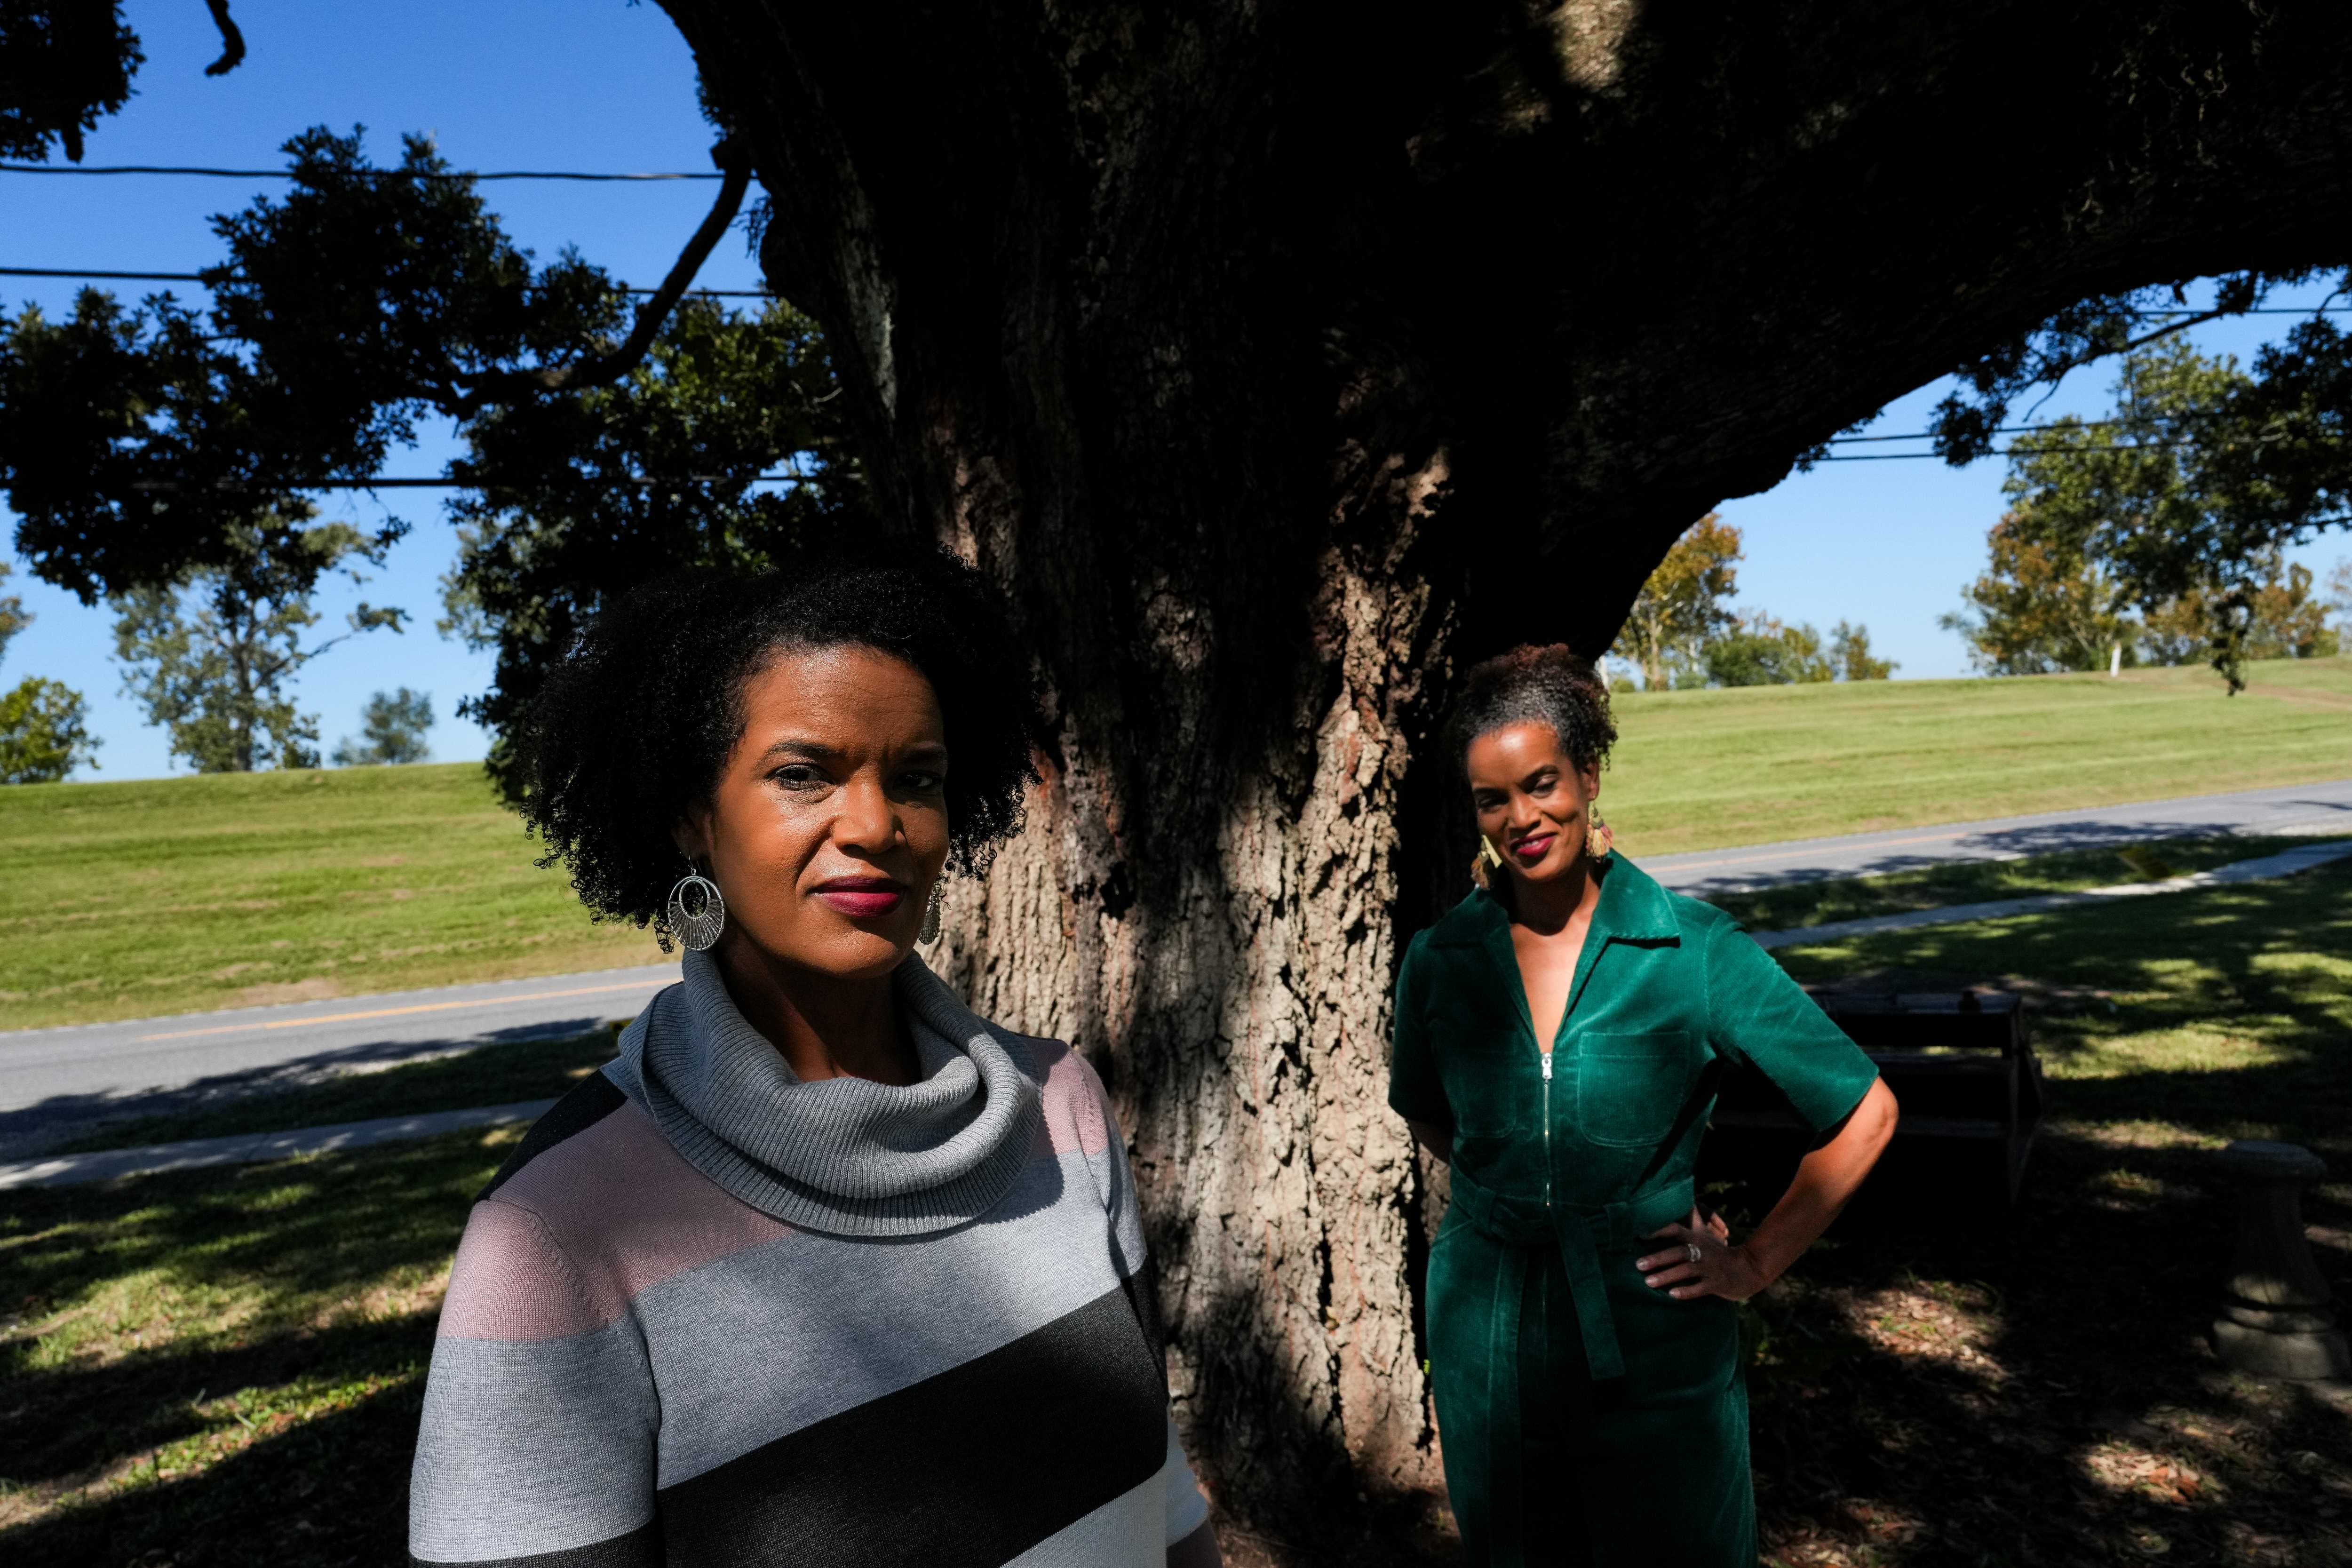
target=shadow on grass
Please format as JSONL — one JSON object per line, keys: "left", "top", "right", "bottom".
{"left": 0, "top": 1368, "right": 426, "bottom": 1567}
{"left": 1714, "top": 862, "right": 2352, "bottom": 1564}
{"left": 1730, "top": 1138, "right": 2352, "bottom": 1567}
{"left": 1, "top": 1133, "right": 508, "bottom": 1565}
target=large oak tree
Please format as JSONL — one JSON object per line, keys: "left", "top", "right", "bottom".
{"left": 649, "top": 0, "right": 2352, "bottom": 1549}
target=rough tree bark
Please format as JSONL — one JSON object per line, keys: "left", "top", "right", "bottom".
{"left": 653, "top": 2, "right": 2352, "bottom": 1555}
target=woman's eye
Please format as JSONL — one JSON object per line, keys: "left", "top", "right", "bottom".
{"left": 772, "top": 765, "right": 827, "bottom": 789}
{"left": 898, "top": 770, "right": 947, "bottom": 794}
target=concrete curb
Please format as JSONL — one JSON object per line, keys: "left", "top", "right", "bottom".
{"left": 1750, "top": 839, "right": 2352, "bottom": 951}
{"left": 0, "top": 1098, "right": 557, "bottom": 1190}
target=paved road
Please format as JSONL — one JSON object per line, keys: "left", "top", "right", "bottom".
{"left": 1641, "top": 777, "right": 2352, "bottom": 897}
{"left": 0, "top": 964, "right": 675, "bottom": 1155}
{"left": 4, "top": 777, "right": 2345, "bottom": 1152}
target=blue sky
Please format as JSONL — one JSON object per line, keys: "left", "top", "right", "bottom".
{"left": 3, "top": 1, "right": 2344, "bottom": 780}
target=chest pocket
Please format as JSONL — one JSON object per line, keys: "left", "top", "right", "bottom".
{"left": 1574, "top": 1030, "right": 1700, "bottom": 1149}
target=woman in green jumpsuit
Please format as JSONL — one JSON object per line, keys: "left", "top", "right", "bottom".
{"left": 1390, "top": 646, "right": 1899, "bottom": 1568}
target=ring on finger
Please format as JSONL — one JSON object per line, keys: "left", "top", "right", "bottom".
{"left": 1685, "top": 1242, "right": 1702, "bottom": 1266}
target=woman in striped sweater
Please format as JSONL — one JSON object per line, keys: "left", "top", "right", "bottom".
{"left": 408, "top": 556, "right": 1220, "bottom": 1568}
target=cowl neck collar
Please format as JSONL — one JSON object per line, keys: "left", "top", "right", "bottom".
{"left": 606, "top": 947, "right": 1043, "bottom": 1237}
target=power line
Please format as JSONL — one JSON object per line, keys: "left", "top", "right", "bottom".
{"left": 0, "top": 161, "right": 722, "bottom": 181}
{"left": 0, "top": 265, "right": 771, "bottom": 298}
{"left": 1830, "top": 423, "right": 2071, "bottom": 445}
{"left": 1819, "top": 440, "right": 2251, "bottom": 462}
{"left": 124, "top": 475, "right": 806, "bottom": 490}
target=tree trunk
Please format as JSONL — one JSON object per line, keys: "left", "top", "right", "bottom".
{"left": 654, "top": 1, "right": 2352, "bottom": 1554}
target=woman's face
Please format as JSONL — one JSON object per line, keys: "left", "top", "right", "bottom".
{"left": 1464, "top": 720, "right": 1601, "bottom": 889}
{"left": 679, "top": 644, "right": 951, "bottom": 981}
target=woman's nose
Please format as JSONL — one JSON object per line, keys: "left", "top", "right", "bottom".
{"left": 834, "top": 776, "right": 899, "bottom": 852}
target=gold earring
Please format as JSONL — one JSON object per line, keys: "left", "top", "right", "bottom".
{"left": 1471, "top": 834, "right": 1503, "bottom": 889}
{"left": 1586, "top": 815, "right": 1614, "bottom": 861}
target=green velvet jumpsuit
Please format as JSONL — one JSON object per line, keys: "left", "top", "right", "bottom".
{"left": 1389, "top": 855, "right": 1879, "bottom": 1568}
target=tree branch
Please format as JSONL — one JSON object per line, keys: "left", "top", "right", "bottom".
{"left": 457, "top": 137, "right": 751, "bottom": 410}
{"left": 203, "top": 0, "right": 246, "bottom": 77}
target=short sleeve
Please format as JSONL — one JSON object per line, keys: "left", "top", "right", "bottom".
{"left": 1387, "top": 935, "right": 1452, "bottom": 1127}
{"left": 1703, "top": 918, "right": 1879, "bottom": 1133}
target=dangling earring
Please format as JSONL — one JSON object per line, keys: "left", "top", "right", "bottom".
{"left": 919, "top": 877, "right": 946, "bottom": 944}
{"left": 666, "top": 859, "right": 727, "bottom": 951}
{"left": 1586, "top": 814, "right": 1614, "bottom": 862}
{"left": 1470, "top": 834, "right": 1503, "bottom": 890}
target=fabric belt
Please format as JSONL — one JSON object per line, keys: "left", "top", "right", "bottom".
{"left": 1446, "top": 1167, "right": 1696, "bottom": 1568}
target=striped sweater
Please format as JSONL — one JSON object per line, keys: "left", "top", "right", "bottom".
{"left": 409, "top": 950, "right": 1211, "bottom": 1567}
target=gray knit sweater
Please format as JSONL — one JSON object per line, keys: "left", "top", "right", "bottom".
{"left": 409, "top": 951, "right": 1209, "bottom": 1568}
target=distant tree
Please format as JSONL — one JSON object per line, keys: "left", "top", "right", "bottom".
{"left": 2326, "top": 559, "right": 2352, "bottom": 642}
{"left": 113, "top": 510, "right": 403, "bottom": 773}
{"left": 1939, "top": 507, "right": 2137, "bottom": 675}
{"left": 1967, "top": 339, "right": 2352, "bottom": 689}
{"left": 1829, "top": 621, "right": 1898, "bottom": 681}
{"left": 0, "top": 675, "right": 95, "bottom": 782}
{"left": 2138, "top": 552, "right": 2340, "bottom": 665}
{"left": 1703, "top": 613, "right": 1835, "bottom": 687}
{"left": 1609, "top": 513, "right": 1740, "bottom": 690}
{"left": 0, "top": 558, "right": 26, "bottom": 661}
{"left": 333, "top": 687, "right": 433, "bottom": 767}
{"left": 0, "top": 558, "right": 98, "bottom": 783}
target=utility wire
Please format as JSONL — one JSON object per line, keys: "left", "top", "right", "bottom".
{"left": 125, "top": 475, "right": 806, "bottom": 490}
{"left": 0, "top": 265, "right": 770, "bottom": 298}
{"left": 0, "top": 162, "right": 722, "bottom": 181}
{"left": 1817, "top": 439, "right": 2287, "bottom": 462}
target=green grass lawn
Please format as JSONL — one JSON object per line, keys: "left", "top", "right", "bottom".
{"left": 0, "top": 764, "right": 662, "bottom": 1031}
{"left": 0, "top": 1127, "right": 513, "bottom": 1564}
{"left": 1602, "top": 655, "right": 2352, "bottom": 859}
{"left": 5, "top": 657, "right": 2346, "bottom": 1034}
{"left": 1741, "top": 857, "right": 2352, "bottom": 1568}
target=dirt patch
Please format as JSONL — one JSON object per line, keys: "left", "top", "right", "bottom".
{"left": 233, "top": 977, "right": 342, "bottom": 1007}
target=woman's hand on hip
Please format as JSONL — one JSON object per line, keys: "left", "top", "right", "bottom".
{"left": 1638, "top": 1206, "right": 1771, "bottom": 1302}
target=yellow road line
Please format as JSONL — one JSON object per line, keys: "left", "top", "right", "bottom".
{"left": 133, "top": 978, "right": 668, "bottom": 1043}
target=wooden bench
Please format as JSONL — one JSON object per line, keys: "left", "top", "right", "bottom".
{"left": 1709, "top": 987, "right": 2046, "bottom": 1202}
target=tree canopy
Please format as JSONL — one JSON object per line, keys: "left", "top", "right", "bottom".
{"left": 1943, "top": 339, "right": 2352, "bottom": 686}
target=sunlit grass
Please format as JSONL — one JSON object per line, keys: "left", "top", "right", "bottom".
{"left": 1605, "top": 655, "right": 2352, "bottom": 858}
{"left": 6, "top": 660, "right": 2347, "bottom": 1033}
{"left": 0, "top": 764, "right": 661, "bottom": 1030}
{"left": 1744, "top": 860, "right": 2352, "bottom": 1567}
{"left": 1768, "top": 856, "right": 2352, "bottom": 1154}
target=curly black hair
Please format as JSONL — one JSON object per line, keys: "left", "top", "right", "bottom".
{"left": 510, "top": 552, "right": 1041, "bottom": 948}
{"left": 1443, "top": 643, "right": 1618, "bottom": 777}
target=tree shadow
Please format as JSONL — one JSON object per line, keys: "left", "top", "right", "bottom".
{"left": 0, "top": 1371, "right": 425, "bottom": 1568}
{"left": 1, "top": 1135, "right": 501, "bottom": 1560}
{"left": 1673, "top": 804, "right": 2352, "bottom": 898}
{"left": 1738, "top": 1132, "right": 2352, "bottom": 1566}
{"left": 0, "top": 1018, "right": 618, "bottom": 1157}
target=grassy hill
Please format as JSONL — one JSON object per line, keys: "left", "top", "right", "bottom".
{"left": 3, "top": 656, "right": 2347, "bottom": 1031}
{"left": 1600, "top": 655, "right": 2352, "bottom": 858}
{"left": 0, "top": 764, "right": 660, "bottom": 1032}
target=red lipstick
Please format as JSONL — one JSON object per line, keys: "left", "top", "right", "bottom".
{"left": 812, "top": 877, "right": 908, "bottom": 918}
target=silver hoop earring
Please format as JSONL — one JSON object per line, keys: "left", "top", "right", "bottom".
{"left": 667, "top": 863, "right": 727, "bottom": 951}
{"left": 919, "top": 878, "right": 946, "bottom": 945}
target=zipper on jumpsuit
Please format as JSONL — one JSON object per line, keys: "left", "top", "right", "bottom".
{"left": 1539, "top": 1046, "right": 1553, "bottom": 1210}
